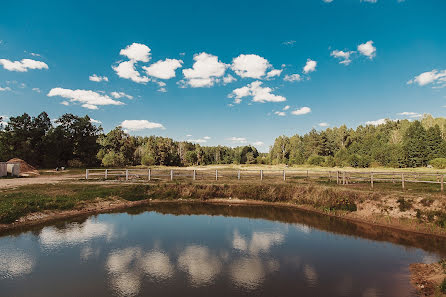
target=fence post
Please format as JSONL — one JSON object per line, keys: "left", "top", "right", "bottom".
{"left": 371, "top": 172, "right": 374, "bottom": 189}
{"left": 86, "top": 169, "right": 89, "bottom": 180}
{"left": 193, "top": 169, "right": 196, "bottom": 181}
{"left": 148, "top": 169, "right": 151, "bottom": 181}
{"left": 306, "top": 170, "right": 309, "bottom": 178}
{"left": 105, "top": 169, "right": 108, "bottom": 179}
{"left": 238, "top": 170, "right": 241, "bottom": 180}
{"left": 170, "top": 170, "right": 173, "bottom": 181}
{"left": 336, "top": 171, "right": 339, "bottom": 184}
{"left": 441, "top": 175, "right": 444, "bottom": 193}
{"left": 216, "top": 169, "right": 218, "bottom": 181}
{"left": 402, "top": 173, "right": 405, "bottom": 190}
{"left": 260, "top": 170, "right": 263, "bottom": 181}
{"left": 125, "top": 169, "right": 129, "bottom": 181}
{"left": 283, "top": 170, "right": 286, "bottom": 181}
{"left": 342, "top": 172, "right": 346, "bottom": 185}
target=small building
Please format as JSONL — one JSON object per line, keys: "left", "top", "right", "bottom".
{"left": 0, "top": 162, "right": 6, "bottom": 177}
{"left": 6, "top": 163, "right": 20, "bottom": 177}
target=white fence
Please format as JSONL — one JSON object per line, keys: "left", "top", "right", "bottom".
{"left": 85, "top": 168, "right": 446, "bottom": 191}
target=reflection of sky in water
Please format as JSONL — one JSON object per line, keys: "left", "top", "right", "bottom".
{"left": 0, "top": 205, "right": 443, "bottom": 297}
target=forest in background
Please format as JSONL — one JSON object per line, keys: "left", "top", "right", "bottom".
{"left": 2, "top": 112, "right": 446, "bottom": 169}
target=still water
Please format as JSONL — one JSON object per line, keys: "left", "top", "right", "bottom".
{"left": 1, "top": 202, "right": 446, "bottom": 297}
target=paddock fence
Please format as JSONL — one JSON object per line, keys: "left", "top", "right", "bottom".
{"left": 85, "top": 168, "right": 446, "bottom": 192}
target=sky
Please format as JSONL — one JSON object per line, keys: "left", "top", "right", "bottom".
{"left": 1, "top": 0, "right": 446, "bottom": 152}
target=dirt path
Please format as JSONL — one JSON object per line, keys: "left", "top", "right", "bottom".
{"left": 0, "top": 174, "right": 82, "bottom": 189}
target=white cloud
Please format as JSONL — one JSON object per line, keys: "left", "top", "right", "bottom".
{"left": 330, "top": 50, "right": 355, "bottom": 65}
{"left": 274, "top": 111, "right": 286, "bottom": 116}
{"left": 252, "top": 141, "right": 264, "bottom": 146}
{"left": 365, "top": 118, "right": 392, "bottom": 126}
{"left": 190, "top": 138, "right": 208, "bottom": 143}
{"left": 323, "top": 0, "right": 334, "bottom": 2}
{"left": 60, "top": 101, "right": 70, "bottom": 106}
{"left": 228, "top": 137, "right": 247, "bottom": 144}
{"left": 282, "top": 40, "right": 296, "bottom": 46}
{"left": 231, "top": 54, "right": 271, "bottom": 79}
{"left": 143, "top": 58, "right": 183, "bottom": 79}
{"left": 0, "top": 86, "right": 11, "bottom": 91}
{"left": 223, "top": 74, "right": 236, "bottom": 84}
{"left": 229, "top": 81, "right": 286, "bottom": 104}
{"left": 47, "top": 88, "right": 124, "bottom": 110}
{"left": 357, "top": 41, "right": 376, "bottom": 59}
{"left": 361, "top": 0, "right": 377, "bottom": 2}
{"left": 0, "top": 58, "right": 48, "bottom": 72}
{"left": 283, "top": 105, "right": 290, "bottom": 110}
{"left": 32, "top": 87, "right": 41, "bottom": 93}
{"left": 203, "top": 136, "right": 211, "bottom": 140}
{"left": 283, "top": 74, "right": 302, "bottom": 82}
{"left": 89, "top": 74, "right": 109, "bottom": 82}
{"left": 318, "top": 122, "right": 329, "bottom": 127}
{"left": 112, "top": 60, "right": 149, "bottom": 83}
{"left": 266, "top": 69, "right": 282, "bottom": 79}
{"left": 291, "top": 107, "right": 311, "bottom": 115}
{"left": 90, "top": 118, "right": 102, "bottom": 124}
{"left": 119, "top": 43, "right": 151, "bottom": 62}
{"left": 397, "top": 112, "right": 422, "bottom": 118}
{"left": 121, "top": 120, "right": 164, "bottom": 131}
{"left": 110, "top": 91, "right": 133, "bottom": 100}
{"left": 186, "top": 134, "right": 192, "bottom": 137}
{"left": 303, "top": 59, "right": 317, "bottom": 74}
{"left": 182, "top": 52, "right": 227, "bottom": 87}
{"left": 30, "top": 52, "right": 41, "bottom": 57}
{"left": 407, "top": 69, "right": 446, "bottom": 88}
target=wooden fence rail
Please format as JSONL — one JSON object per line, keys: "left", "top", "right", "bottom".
{"left": 85, "top": 168, "right": 446, "bottom": 192}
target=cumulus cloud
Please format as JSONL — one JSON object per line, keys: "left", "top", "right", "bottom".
{"left": 252, "top": 141, "right": 264, "bottom": 146}
{"left": 318, "top": 122, "right": 329, "bottom": 127}
{"left": 90, "top": 118, "right": 102, "bottom": 124}
{"left": 48, "top": 88, "right": 124, "bottom": 110}
{"left": 231, "top": 54, "right": 271, "bottom": 79}
{"left": 303, "top": 59, "right": 317, "bottom": 74}
{"left": 274, "top": 111, "right": 286, "bottom": 116}
{"left": 119, "top": 43, "right": 151, "bottom": 62}
{"left": 229, "top": 81, "right": 286, "bottom": 104}
{"left": 357, "top": 41, "right": 376, "bottom": 59}
{"left": 143, "top": 58, "right": 183, "bottom": 79}
{"left": 223, "top": 74, "right": 237, "bottom": 84}
{"left": 283, "top": 74, "right": 302, "bottom": 82}
{"left": 228, "top": 137, "right": 247, "bottom": 144}
{"left": 330, "top": 50, "right": 355, "bottom": 65}
{"left": 110, "top": 91, "right": 133, "bottom": 100}
{"left": 0, "top": 58, "right": 48, "bottom": 72}
{"left": 283, "top": 105, "right": 290, "bottom": 111}
{"left": 0, "top": 86, "right": 11, "bottom": 91}
{"left": 397, "top": 112, "right": 422, "bottom": 118}
{"left": 121, "top": 120, "right": 165, "bottom": 131}
{"left": 365, "top": 118, "right": 391, "bottom": 126}
{"left": 266, "top": 69, "right": 282, "bottom": 79}
{"left": 407, "top": 70, "right": 446, "bottom": 88}
{"left": 182, "top": 52, "right": 227, "bottom": 87}
{"left": 291, "top": 107, "right": 311, "bottom": 115}
{"left": 89, "top": 74, "right": 109, "bottom": 82}
{"left": 113, "top": 60, "right": 149, "bottom": 83}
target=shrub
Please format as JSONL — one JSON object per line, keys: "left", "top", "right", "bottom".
{"left": 141, "top": 154, "right": 156, "bottom": 166}
{"left": 67, "top": 159, "right": 84, "bottom": 168}
{"left": 323, "top": 156, "right": 336, "bottom": 167}
{"left": 101, "top": 151, "right": 126, "bottom": 167}
{"left": 307, "top": 155, "right": 325, "bottom": 166}
{"left": 440, "top": 277, "right": 446, "bottom": 293}
{"left": 429, "top": 158, "right": 446, "bottom": 169}
{"left": 397, "top": 197, "right": 413, "bottom": 212}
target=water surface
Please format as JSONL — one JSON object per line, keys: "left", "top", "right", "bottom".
{"left": 1, "top": 202, "right": 446, "bottom": 297}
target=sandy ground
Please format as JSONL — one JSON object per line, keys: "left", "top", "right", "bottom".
{"left": 0, "top": 174, "right": 82, "bottom": 189}
{"left": 410, "top": 262, "right": 446, "bottom": 296}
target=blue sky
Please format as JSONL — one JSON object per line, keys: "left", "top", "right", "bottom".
{"left": 1, "top": 0, "right": 446, "bottom": 152}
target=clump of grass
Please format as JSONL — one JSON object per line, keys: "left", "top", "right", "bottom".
{"left": 420, "top": 197, "right": 434, "bottom": 207}
{"left": 397, "top": 197, "right": 413, "bottom": 212}
{"left": 440, "top": 277, "right": 446, "bottom": 293}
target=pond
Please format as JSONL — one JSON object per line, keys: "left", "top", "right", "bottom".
{"left": 1, "top": 202, "right": 446, "bottom": 297}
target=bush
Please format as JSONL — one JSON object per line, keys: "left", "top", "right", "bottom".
{"left": 101, "top": 151, "right": 126, "bottom": 167}
{"left": 307, "top": 155, "right": 325, "bottom": 166}
{"left": 323, "top": 156, "right": 336, "bottom": 167}
{"left": 429, "top": 158, "right": 446, "bottom": 169}
{"left": 67, "top": 159, "right": 84, "bottom": 168}
{"left": 141, "top": 154, "right": 156, "bottom": 166}
{"left": 440, "top": 277, "right": 446, "bottom": 293}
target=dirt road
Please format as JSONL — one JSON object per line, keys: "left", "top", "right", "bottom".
{"left": 0, "top": 174, "right": 82, "bottom": 189}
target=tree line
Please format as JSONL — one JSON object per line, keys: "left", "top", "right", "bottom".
{"left": 1, "top": 112, "right": 446, "bottom": 168}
